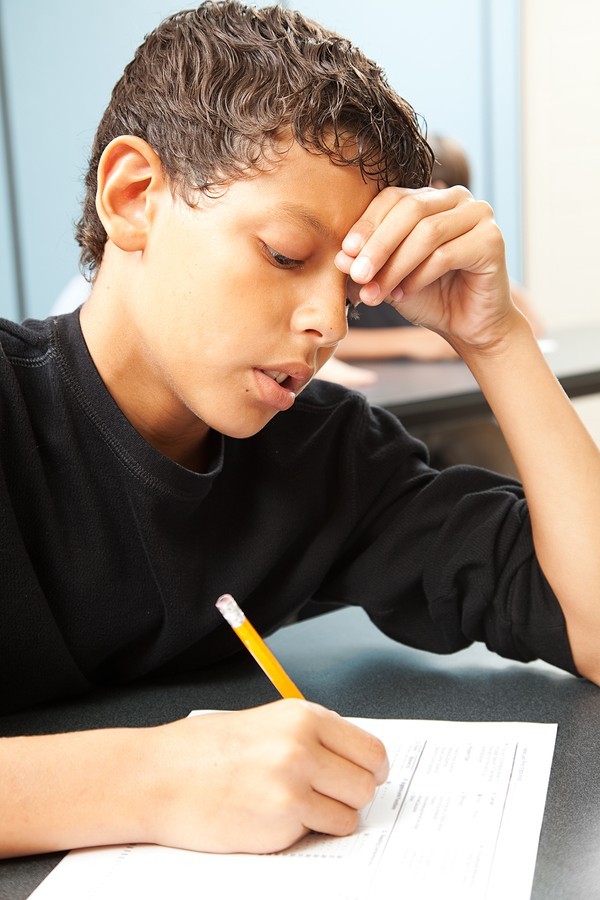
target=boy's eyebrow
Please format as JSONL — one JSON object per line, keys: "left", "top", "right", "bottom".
{"left": 271, "top": 202, "right": 336, "bottom": 241}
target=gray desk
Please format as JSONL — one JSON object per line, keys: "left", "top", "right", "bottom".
{"left": 359, "top": 325, "right": 600, "bottom": 427}
{"left": 1, "top": 607, "right": 599, "bottom": 899}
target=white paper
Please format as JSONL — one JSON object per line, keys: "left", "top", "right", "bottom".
{"left": 30, "top": 717, "right": 556, "bottom": 900}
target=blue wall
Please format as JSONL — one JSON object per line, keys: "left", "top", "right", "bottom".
{"left": 0, "top": 0, "right": 195, "bottom": 320}
{"left": 0, "top": 0, "right": 521, "bottom": 320}
{"left": 0, "top": 5, "right": 20, "bottom": 321}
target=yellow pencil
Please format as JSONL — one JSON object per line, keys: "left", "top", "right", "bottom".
{"left": 216, "top": 593, "right": 305, "bottom": 700}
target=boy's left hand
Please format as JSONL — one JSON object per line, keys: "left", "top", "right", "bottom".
{"left": 335, "top": 186, "right": 517, "bottom": 354}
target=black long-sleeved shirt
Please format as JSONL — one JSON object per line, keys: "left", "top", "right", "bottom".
{"left": 0, "top": 312, "right": 576, "bottom": 713}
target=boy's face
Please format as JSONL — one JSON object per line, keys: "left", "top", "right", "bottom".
{"left": 114, "top": 141, "right": 378, "bottom": 444}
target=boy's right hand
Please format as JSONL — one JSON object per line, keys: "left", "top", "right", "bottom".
{"left": 144, "top": 700, "right": 389, "bottom": 854}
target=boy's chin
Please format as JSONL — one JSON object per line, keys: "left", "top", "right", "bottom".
{"left": 216, "top": 409, "right": 283, "bottom": 440}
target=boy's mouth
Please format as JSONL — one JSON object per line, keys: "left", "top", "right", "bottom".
{"left": 253, "top": 364, "right": 313, "bottom": 411}
{"left": 258, "top": 364, "right": 313, "bottom": 394}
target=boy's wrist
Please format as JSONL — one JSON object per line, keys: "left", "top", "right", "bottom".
{"left": 449, "top": 308, "right": 535, "bottom": 368}
{"left": 124, "top": 724, "right": 176, "bottom": 846}
{"left": 84, "top": 726, "right": 161, "bottom": 848}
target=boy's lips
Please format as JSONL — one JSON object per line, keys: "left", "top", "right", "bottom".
{"left": 253, "top": 363, "right": 314, "bottom": 411}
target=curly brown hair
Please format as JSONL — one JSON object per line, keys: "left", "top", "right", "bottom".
{"left": 76, "top": 1, "right": 434, "bottom": 275}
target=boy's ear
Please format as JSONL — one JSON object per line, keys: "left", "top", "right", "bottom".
{"left": 95, "top": 136, "right": 166, "bottom": 252}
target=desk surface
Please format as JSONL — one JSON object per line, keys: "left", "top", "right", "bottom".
{"left": 358, "top": 324, "right": 600, "bottom": 426}
{"left": 1, "top": 607, "right": 599, "bottom": 899}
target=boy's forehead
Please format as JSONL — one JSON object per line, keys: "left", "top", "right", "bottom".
{"left": 269, "top": 201, "right": 337, "bottom": 240}
{"left": 198, "top": 142, "right": 379, "bottom": 239}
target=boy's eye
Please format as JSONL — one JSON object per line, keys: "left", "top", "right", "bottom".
{"left": 264, "top": 245, "right": 303, "bottom": 269}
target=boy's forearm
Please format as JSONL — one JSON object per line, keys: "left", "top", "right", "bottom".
{"left": 458, "top": 316, "right": 600, "bottom": 682}
{"left": 0, "top": 727, "right": 153, "bottom": 857}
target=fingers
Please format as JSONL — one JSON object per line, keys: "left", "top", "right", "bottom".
{"left": 301, "top": 790, "right": 360, "bottom": 838}
{"left": 309, "top": 745, "right": 379, "bottom": 810}
{"left": 294, "top": 705, "right": 389, "bottom": 838}
{"left": 339, "top": 185, "right": 421, "bottom": 259}
{"left": 309, "top": 704, "right": 389, "bottom": 785}
{"left": 378, "top": 200, "right": 493, "bottom": 302}
{"left": 398, "top": 220, "right": 501, "bottom": 299}
{"left": 334, "top": 185, "right": 493, "bottom": 304}
{"left": 261, "top": 701, "right": 388, "bottom": 836}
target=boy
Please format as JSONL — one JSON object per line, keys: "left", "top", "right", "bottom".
{"left": 1, "top": 1, "right": 598, "bottom": 859}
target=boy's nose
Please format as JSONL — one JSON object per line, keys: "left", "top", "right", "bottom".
{"left": 290, "top": 280, "right": 349, "bottom": 347}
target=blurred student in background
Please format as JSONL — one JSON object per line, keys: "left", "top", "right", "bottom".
{"left": 429, "top": 135, "right": 542, "bottom": 334}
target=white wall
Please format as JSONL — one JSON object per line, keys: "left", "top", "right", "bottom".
{"left": 521, "top": 0, "right": 600, "bottom": 443}
{"left": 522, "top": 0, "right": 600, "bottom": 329}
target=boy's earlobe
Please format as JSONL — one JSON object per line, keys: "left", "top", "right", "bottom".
{"left": 95, "top": 136, "right": 164, "bottom": 253}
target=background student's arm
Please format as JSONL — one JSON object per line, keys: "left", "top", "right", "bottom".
{"left": 336, "top": 325, "right": 458, "bottom": 361}
{"left": 335, "top": 282, "right": 540, "bottom": 361}
{"left": 0, "top": 700, "right": 387, "bottom": 858}
{"left": 335, "top": 185, "right": 600, "bottom": 684}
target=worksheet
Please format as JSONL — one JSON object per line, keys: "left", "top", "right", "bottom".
{"left": 30, "top": 718, "right": 556, "bottom": 900}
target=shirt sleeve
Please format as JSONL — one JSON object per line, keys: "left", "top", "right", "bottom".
{"left": 315, "top": 396, "right": 578, "bottom": 676}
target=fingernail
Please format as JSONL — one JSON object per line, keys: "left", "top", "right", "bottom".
{"left": 351, "top": 256, "right": 372, "bottom": 282}
{"left": 360, "top": 282, "right": 380, "bottom": 303}
{"left": 391, "top": 285, "right": 404, "bottom": 301}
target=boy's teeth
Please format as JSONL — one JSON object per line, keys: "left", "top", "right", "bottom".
{"left": 264, "top": 370, "right": 288, "bottom": 384}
